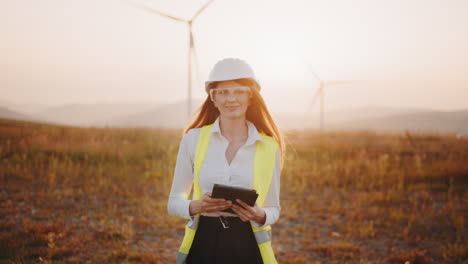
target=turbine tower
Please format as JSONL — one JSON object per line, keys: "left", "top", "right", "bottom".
{"left": 129, "top": 0, "right": 215, "bottom": 118}
{"left": 306, "top": 64, "right": 364, "bottom": 131}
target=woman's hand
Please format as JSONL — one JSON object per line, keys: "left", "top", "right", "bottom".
{"left": 231, "top": 199, "right": 266, "bottom": 225}
{"left": 189, "top": 192, "right": 232, "bottom": 216}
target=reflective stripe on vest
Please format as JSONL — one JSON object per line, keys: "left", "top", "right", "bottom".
{"left": 176, "top": 124, "right": 279, "bottom": 264}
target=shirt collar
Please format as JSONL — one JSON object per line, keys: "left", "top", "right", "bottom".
{"left": 211, "top": 116, "right": 264, "bottom": 146}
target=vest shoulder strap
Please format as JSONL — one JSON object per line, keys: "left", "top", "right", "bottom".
{"left": 253, "top": 133, "right": 279, "bottom": 207}
{"left": 193, "top": 124, "right": 213, "bottom": 200}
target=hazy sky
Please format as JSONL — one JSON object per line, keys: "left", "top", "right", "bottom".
{"left": 2, "top": 0, "right": 467, "bottom": 113}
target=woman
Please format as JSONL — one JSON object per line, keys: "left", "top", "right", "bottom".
{"left": 168, "top": 58, "right": 284, "bottom": 264}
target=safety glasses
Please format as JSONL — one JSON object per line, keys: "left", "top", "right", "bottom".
{"left": 209, "top": 86, "right": 252, "bottom": 101}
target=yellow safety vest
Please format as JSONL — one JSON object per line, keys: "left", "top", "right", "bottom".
{"left": 176, "top": 123, "right": 279, "bottom": 264}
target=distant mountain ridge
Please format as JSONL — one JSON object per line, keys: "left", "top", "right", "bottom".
{"left": 35, "top": 102, "right": 160, "bottom": 127}
{"left": 0, "top": 106, "right": 40, "bottom": 122}
{"left": 327, "top": 109, "right": 468, "bottom": 133}
{"left": 1, "top": 101, "right": 467, "bottom": 134}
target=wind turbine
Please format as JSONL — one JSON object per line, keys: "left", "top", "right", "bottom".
{"left": 128, "top": 0, "right": 215, "bottom": 118}
{"left": 306, "top": 64, "right": 365, "bottom": 131}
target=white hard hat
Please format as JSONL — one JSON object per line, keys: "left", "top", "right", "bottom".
{"left": 205, "top": 58, "right": 260, "bottom": 93}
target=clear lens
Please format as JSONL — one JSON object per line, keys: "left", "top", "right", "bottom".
{"left": 210, "top": 86, "right": 251, "bottom": 100}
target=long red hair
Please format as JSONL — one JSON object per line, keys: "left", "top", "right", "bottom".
{"left": 183, "top": 78, "right": 285, "bottom": 168}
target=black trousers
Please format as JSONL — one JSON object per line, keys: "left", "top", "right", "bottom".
{"left": 186, "top": 215, "right": 263, "bottom": 264}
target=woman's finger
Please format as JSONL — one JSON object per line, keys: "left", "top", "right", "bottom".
{"left": 235, "top": 201, "right": 258, "bottom": 220}
{"left": 207, "top": 197, "right": 227, "bottom": 203}
{"left": 202, "top": 198, "right": 225, "bottom": 207}
{"left": 232, "top": 206, "right": 249, "bottom": 222}
{"left": 238, "top": 206, "right": 254, "bottom": 219}
{"left": 202, "top": 192, "right": 226, "bottom": 203}
{"left": 232, "top": 204, "right": 254, "bottom": 220}
{"left": 203, "top": 204, "right": 226, "bottom": 212}
{"left": 203, "top": 195, "right": 227, "bottom": 204}
{"left": 206, "top": 204, "right": 231, "bottom": 212}
{"left": 237, "top": 200, "right": 264, "bottom": 222}
{"left": 236, "top": 199, "right": 256, "bottom": 214}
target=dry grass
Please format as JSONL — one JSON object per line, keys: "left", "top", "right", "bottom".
{"left": 0, "top": 118, "right": 467, "bottom": 263}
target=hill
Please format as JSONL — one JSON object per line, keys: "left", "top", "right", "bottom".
{"left": 0, "top": 106, "right": 41, "bottom": 122}
{"left": 328, "top": 109, "right": 468, "bottom": 133}
{"left": 2, "top": 101, "right": 467, "bottom": 133}
{"left": 33, "top": 102, "right": 159, "bottom": 127}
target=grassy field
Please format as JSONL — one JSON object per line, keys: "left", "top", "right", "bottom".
{"left": 0, "top": 117, "right": 467, "bottom": 264}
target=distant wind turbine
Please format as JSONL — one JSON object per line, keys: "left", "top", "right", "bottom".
{"left": 128, "top": 0, "right": 215, "bottom": 118}
{"left": 306, "top": 64, "right": 365, "bottom": 130}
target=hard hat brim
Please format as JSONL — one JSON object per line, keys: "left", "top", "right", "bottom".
{"left": 205, "top": 78, "right": 260, "bottom": 93}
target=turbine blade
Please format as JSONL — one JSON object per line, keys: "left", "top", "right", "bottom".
{"left": 127, "top": 1, "right": 187, "bottom": 22}
{"left": 192, "top": 0, "right": 215, "bottom": 21}
{"left": 323, "top": 80, "right": 367, "bottom": 86}
{"left": 305, "top": 63, "right": 321, "bottom": 83}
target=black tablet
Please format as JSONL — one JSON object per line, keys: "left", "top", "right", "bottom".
{"left": 211, "top": 183, "right": 259, "bottom": 214}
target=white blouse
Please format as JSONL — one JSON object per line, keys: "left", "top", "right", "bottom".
{"left": 167, "top": 116, "right": 281, "bottom": 228}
